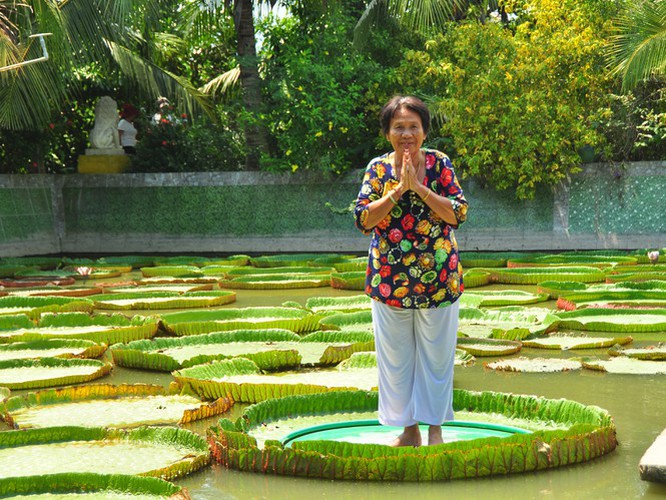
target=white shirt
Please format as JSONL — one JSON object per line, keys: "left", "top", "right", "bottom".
{"left": 118, "top": 119, "right": 137, "bottom": 147}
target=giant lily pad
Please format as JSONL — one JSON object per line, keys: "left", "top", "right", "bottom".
{"left": 0, "top": 358, "right": 112, "bottom": 390}
{"left": 489, "top": 266, "right": 606, "bottom": 284}
{"left": 459, "top": 252, "right": 526, "bottom": 268}
{"left": 207, "top": 388, "right": 617, "bottom": 481}
{"left": 608, "top": 344, "right": 666, "bottom": 361}
{"left": 456, "top": 337, "right": 522, "bottom": 357}
{"left": 111, "top": 329, "right": 373, "bottom": 371}
{"left": 318, "top": 310, "right": 373, "bottom": 333}
{"left": 0, "top": 383, "right": 232, "bottom": 429}
{"left": 458, "top": 307, "right": 558, "bottom": 340}
{"left": 0, "top": 296, "right": 93, "bottom": 319}
{"left": 551, "top": 308, "right": 666, "bottom": 333}
{"left": 0, "top": 426, "right": 209, "bottom": 481}
{"left": 140, "top": 266, "right": 204, "bottom": 278}
{"left": 249, "top": 253, "right": 344, "bottom": 268}
{"left": 0, "top": 473, "right": 190, "bottom": 499}
{"left": 219, "top": 274, "right": 331, "bottom": 289}
{"left": 330, "top": 271, "right": 365, "bottom": 290}
{"left": 305, "top": 295, "right": 371, "bottom": 313}
{"left": 582, "top": 357, "right": 666, "bottom": 374}
{"left": 522, "top": 334, "right": 633, "bottom": 350}
{"left": 103, "top": 283, "right": 214, "bottom": 294}
{"left": 0, "top": 339, "right": 106, "bottom": 361}
{"left": 8, "top": 286, "right": 104, "bottom": 298}
{"left": 485, "top": 357, "right": 582, "bottom": 373}
{"left": 332, "top": 257, "right": 367, "bottom": 272}
{"left": 507, "top": 254, "right": 637, "bottom": 269}
{"left": 463, "top": 290, "right": 549, "bottom": 306}
{"left": 222, "top": 266, "right": 332, "bottom": 278}
{"left": 0, "top": 313, "right": 159, "bottom": 345}
{"left": 161, "top": 307, "right": 323, "bottom": 336}
{"left": 462, "top": 269, "right": 492, "bottom": 288}
{"left": 92, "top": 291, "right": 237, "bottom": 310}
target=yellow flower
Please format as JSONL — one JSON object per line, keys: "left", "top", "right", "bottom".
{"left": 315, "top": 131, "right": 323, "bottom": 138}
{"left": 291, "top": 164, "right": 299, "bottom": 172}
{"left": 328, "top": 122, "right": 333, "bottom": 131}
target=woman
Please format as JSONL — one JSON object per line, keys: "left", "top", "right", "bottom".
{"left": 118, "top": 103, "right": 139, "bottom": 155}
{"left": 354, "top": 95, "right": 468, "bottom": 447}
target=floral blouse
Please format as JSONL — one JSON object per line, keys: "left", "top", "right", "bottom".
{"left": 354, "top": 149, "right": 468, "bottom": 309}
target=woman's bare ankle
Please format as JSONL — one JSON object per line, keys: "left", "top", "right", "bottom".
{"left": 428, "top": 425, "right": 443, "bottom": 446}
{"left": 389, "top": 424, "right": 422, "bottom": 447}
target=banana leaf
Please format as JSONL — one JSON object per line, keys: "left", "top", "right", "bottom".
{"left": 0, "top": 296, "right": 93, "bottom": 320}
{"left": 608, "top": 344, "right": 666, "bottom": 361}
{"left": 0, "top": 426, "right": 209, "bottom": 481}
{"left": 140, "top": 266, "right": 204, "bottom": 278}
{"left": 161, "top": 307, "right": 323, "bottom": 336}
{"left": 464, "top": 290, "right": 549, "bottom": 306}
{"left": 551, "top": 308, "right": 666, "bottom": 333}
{"left": 0, "top": 357, "right": 112, "bottom": 390}
{"left": 0, "top": 473, "right": 189, "bottom": 499}
{"left": 93, "top": 291, "right": 237, "bottom": 310}
{"left": 0, "top": 383, "right": 232, "bottom": 429}
{"left": 0, "top": 313, "right": 159, "bottom": 345}
{"left": 581, "top": 357, "right": 666, "bottom": 374}
{"left": 0, "top": 338, "right": 106, "bottom": 361}
{"left": 522, "top": 334, "right": 633, "bottom": 350}
{"left": 330, "top": 271, "right": 366, "bottom": 290}
{"left": 207, "top": 388, "right": 617, "bottom": 481}
{"left": 456, "top": 337, "right": 522, "bottom": 357}
{"left": 485, "top": 357, "right": 582, "bottom": 373}
{"left": 489, "top": 266, "right": 606, "bottom": 285}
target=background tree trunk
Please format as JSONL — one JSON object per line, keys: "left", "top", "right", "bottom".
{"left": 235, "top": 0, "right": 270, "bottom": 171}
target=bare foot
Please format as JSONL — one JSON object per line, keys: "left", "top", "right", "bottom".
{"left": 428, "top": 425, "right": 443, "bottom": 446}
{"left": 389, "top": 424, "right": 422, "bottom": 447}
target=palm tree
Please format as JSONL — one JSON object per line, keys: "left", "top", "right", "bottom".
{"left": 607, "top": 0, "right": 666, "bottom": 91}
{"left": 0, "top": 0, "right": 212, "bottom": 131}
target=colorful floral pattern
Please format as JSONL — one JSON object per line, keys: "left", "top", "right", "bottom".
{"left": 354, "top": 149, "right": 468, "bottom": 309}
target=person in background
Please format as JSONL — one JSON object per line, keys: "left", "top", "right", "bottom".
{"left": 118, "top": 103, "right": 139, "bottom": 155}
{"left": 152, "top": 97, "right": 172, "bottom": 125}
{"left": 354, "top": 95, "right": 468, "bottom": 447}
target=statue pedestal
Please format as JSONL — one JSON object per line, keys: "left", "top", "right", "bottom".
{"left": 77, "top": 153, "right": 130, "bottom": 174}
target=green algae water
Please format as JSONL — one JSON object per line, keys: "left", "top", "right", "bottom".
{"left": 4, "top": 281, "right": 666, "bottom": 498}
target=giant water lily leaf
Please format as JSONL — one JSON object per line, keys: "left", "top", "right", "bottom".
{"left": 522, "top": 334, "right": 633, "bottom": 350}
{"left": 0, "top": 387, "right": 9, "bottom": 400}
{"left": 0, "top": 313, "right": 159, "bottom": 345}
{"left": 221, "top": 266, "right": 332, "bottom": 278}
{"left": 0, "top": 358, "right": 112, "bottom": 389}
{"left": 318, "top": 310, "right": 373, "bottom": 332}
{"left": 93, "top": 291, "right": 237, "bottom": 310}
{"left": 0, "top": 257, "right": 62, "bottom": 269}
{"left": 0, "top": 339, "right": 106, "bottom": 361}
{"left": 551, "top": 308, "right": 666, "bottom": 333}
{"left": 0, "top": 296, "right": 93, "bottom": 319}
{"left": 456, "top": 337, "right": 522, "bottom": 357}
{"left": 0, "top": 426, "right": 209, "bottom": 481}
{"left": 462, "top": 270, "right": 492, "bottom": 288}
{"left": 555, "top": 289, "right": 666, "bottom": 311}
{"left": 485, "top": 357, "right": 582, "bottom": 373}
{"left": 207, "top": 388, "right": 617, "bottom": 481}
{"left": 608, "top": 344, "right": 666, "bottom": 360}
{"left": 464, "top": 290, "right": 549, "bottom": 306}
{"left": 537, "top": 281, "right": 588, "bottom": 299}
{"left": 173, "top": 357, "right": 378, "bottom": 403}
{"left": 0, "top": 473, "right": 189, "bottom": 499}
{"left": 138, "top": 276, "right": 220, "bottom": 285}
{"left": 507, "top": 254, "right": 638, "bottom": 269}
{"left": 605, "top": 271, "right": 666, "bottom": 283}
{"left": 582, "top": 357, "right": 666, "bottom": 374}
{"left": 219, "top": 274, "right": 331, "bottom": 290}
{"left": 332, "top": 257, "right": 367, "bottom": 272}
{"left": 459, "top": 252, "right": 526, "bottom": 268}
{"left": 249, "top": 253, "right": 345, "bottom": 268}
{"left": 161, "top": 307, "right": 323, "bottom": 336}
{"left": 0, "top": 384, "right": 232, "bottom": 429}
{"left": 305, "top": 295, "right": 371, "bottom": 313}
{"left": 489, "top": 266, "right": 606, "bottom": 285}
{"left": 112, "top": 329, "right": 373, "bottom": 371}
{"left": 103, "top": 283, "right": 215, "bottom": 294}
{"left": 8, "top": 286, "right": 104, "bottom": 298}
{"left": 458, "top": 307, "right": 557, "bottom": 339}
{"left": 330, "top": 271, "right": 365, "bottom": 290}
{"left": 140, "top": 266, "right": 204, "bottom": 278}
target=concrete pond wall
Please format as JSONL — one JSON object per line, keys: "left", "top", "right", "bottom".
{"left": 0, "top": 161, "right": 664, "bottom": 257}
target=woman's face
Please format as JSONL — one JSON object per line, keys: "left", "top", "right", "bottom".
{"left": 386, "top": 106, "right": 426, "bottom": 159}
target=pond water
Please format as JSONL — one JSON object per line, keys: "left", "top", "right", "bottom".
{"left": 5, "top": 279, "right": 666, "bottom": 499}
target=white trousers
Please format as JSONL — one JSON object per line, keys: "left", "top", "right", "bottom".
{"left": 371, "top": 299, "right": 459, "bottom": 427}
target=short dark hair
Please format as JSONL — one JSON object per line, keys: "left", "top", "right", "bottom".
{"left": 379, "top": 95, "right": 430, "bottom": 136}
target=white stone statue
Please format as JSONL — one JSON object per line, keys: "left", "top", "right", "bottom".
{"left": 89, "top": 96, "right": 120, "bottom": 149}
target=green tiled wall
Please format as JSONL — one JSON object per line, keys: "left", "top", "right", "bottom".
{"left": 0, "top": 188, "right": 53, "bottom": 242}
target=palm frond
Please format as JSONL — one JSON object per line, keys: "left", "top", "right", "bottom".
{"left": 353, "top": 0, "right": 388, "bottom": 49}
{"left": 607, "top": 0, "right": 666, "bottom": 91}
{"left": 200, "top": 66, "right": 240, "bottom": 95}
{"left": 388, "top": 0, "right": 462, "bottom": 32}
{"left": 105, "top": 38, "right": 216, "bottom": 120}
